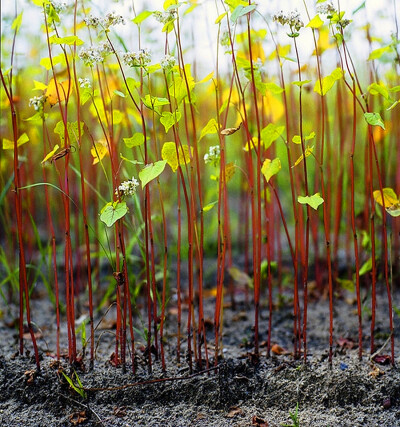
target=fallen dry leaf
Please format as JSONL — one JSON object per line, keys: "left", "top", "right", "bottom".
{"left": 369, "top": 365, "right": 384, "bottom": 378}
{"left": 252, "top": 415, "right": 268, "bottom": 426}
{"left": 69, "top": 410, "right": 87, "bottom": 425}
{"left": 271, "top": 344, "right": 287, "bottom": 355}
{"left": 373, "top": 354, "right": 391, "bottom": 365}
{"left": 24, "top": 369, "right": 37, "bottom": 384}
{"left": 336, "top": 337, "right": 355, "bottom": 349}
{"left": 227, "top": 406, "right": 243, "bottom": 418}
{"left": 113, "top": 406, "right": 127, "bottom": 418}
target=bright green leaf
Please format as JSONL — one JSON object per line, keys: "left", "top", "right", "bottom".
{"left": 215, "top": 12, "right": 227, "bottom": 24}
{"left": 364, "top": 112, "right": 385, "bottom": 130}
{"left": 314, "top": 68, "right": 343, "bottom": 96}
{"left": 123, "top": 133, "right": 144, "bottom": 148}
{"left": 160, "top": 111, "right": 182, "bottom": 133}
{"left": 139, "top": 160, "right": 167, "bottom": 188}
{"left": 261, "top": 124, "right": 285, "bottom": 149}
{"left": 161, "top": 142, "right": 191, "bottom": 172}
{"left": 199, "top": 118, "right": 220, "bottom": 141}
{"left": 2, "top": 133, "right": 29, "bottom": 150}
{"left": 359, "top": 257, "right": 372, "bottom": 276}
{"left": 49, "top": 35, "right": 84, "bottom": 45}
{"left": 231, "top": 4, "right": 257, "bottom": 23}
{"left": 306, "top": 14, "right": 324, "bottom": 29}
{"left": 100, "top": 201, "right": 128, "bottom": 227}
{"left": 41, "top": 144, "right": 60, "bottom": 164}
{"left": 132, "top": 10, "right": 153, "bottom": 24}
{"left": 298, "top": 193, "right": 324, "bottom": 210}
{"left": 11, "top": 12, "right": 23, "bottom": 32}
{"left": 368, "top": 46, "right": 391, "bottom": 61}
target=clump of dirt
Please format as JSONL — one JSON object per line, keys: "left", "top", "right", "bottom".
{"left": 1, "top": 287, "right": 400, "bottom": 426}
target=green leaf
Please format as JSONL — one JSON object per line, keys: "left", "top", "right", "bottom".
{"left": 139, "top": 160, "right": 167, "bottom": 188}
{"left": 11, "top": 12, "right": 23, "bottom": 32}
{"left": 261, "top": 158, "right": 281, "bottom": 182}
{"left": 264, "top": 82, "right": 284, "bottom": 94}
{"left": 100, "top": 201, "right": 128, "bottom": 227}
{"left": 203, "top": 201, "right": 218, "bottom": 212}
{"left": 359, "top": 257, "right": 372, "bottom": 276}
{"left": 368, "top": 46, "right": 391, "bottom": 61}
{"left": 123, "top": 133, "right": 144, "bottom": 148}
{"left": 298, "top": 193, "right": 324, "bottom": 210}
{"left": 292, "top": 80, "right": 312, "bottom": 87}
{"left": 231, "top": 4, "right": 257, "bottom": 23}
{"left": 113, "top": 90, "right": 126, "bottom": 98}
{"left": 132, "top": 10, "right": 153, "bottom": 24}
{"left": 368, "top": 83, "right": 389, "bottom": 99}
{"left": 261, "top": 124, "right": 285, "bottom": 149}
{"left": 49, "top": 35, "right": 84, "bottom": 45}
{"left": 54, "top": 121, "right": 84, "bottom": 145}
{"left": 141, "top": 95, "right": 170, "bottom": 111}
{"left": 306, "top": 14, "right": 324, "bottom": 29}
{"left": 120, "top": 154, "right": 144, "bottom": 165}
{"left": 160, "top": 111, "right": 182, "bottom": 132}
{"left": 364, "top": 112, "right": 385, "bottom": 130}
{"left": 314, "top": 68, "right": 343, "bottom": 96}
{"left": 199, "top": 118, "right": 220, "bottom": 141}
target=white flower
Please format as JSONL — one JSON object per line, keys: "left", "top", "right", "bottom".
{"left": 273, "top": 9, "right": 304, "bottom": 35}
{"left": 153, "top": 10, "right": 176, "bottom": 24}
{"left": 78, "top": 43, "right": 112, "bottom": 66}
{"left": 102, "top": 11, "right": 125, "bottom": 28}
{"left": 121, "top": 49, "right": 151, "bottom": 68}
{"left": 116, "top": 177, "right": 139, "bottom": 197}
{"left": 204, "top": 145, "right": 221, "bottom": 166}
{"left": 84, "top": 14, "right": 101, "bottom": 27}
{"left": 51, "top": 1, "right": 68, "bottom": 13}
{"left": 160, "top": 54, "right": 176, "bottom": 71}
{"left": 78, "top": 78, "right": 91, "bottom": 88}
{"left": 29, "top": 95, "right": 47, "bottom": 111}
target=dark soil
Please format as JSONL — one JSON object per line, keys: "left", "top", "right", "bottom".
{"left": 1, "top": 283, "right": 400, "bottom": 426}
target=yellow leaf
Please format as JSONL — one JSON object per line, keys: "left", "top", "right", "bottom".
{"left": 306, "top": 14, "right": 324, "bottom": 29}
{"left": 161, "top": 141, "right": 191, "bottom": 172}
{"left": 91, "top": 141, "right": 108, "bottom": 165}
{"left": 41, "top": 144, "right": 59, "bottom": 164}
{"left": 2, "top": 133, "right": 29, "bottom": 150}
{"left": 373, "top": 188, "right": 399, "bottom": 208}
{"left": 46, "top": 78, "right": 72, "bottom": 106}
{"left": 264, "top": 92, "right": 284, "bottom": 122}
{"left": 224, "top": 162, "right": 236, "bottom": 183}
{"left": 293, "top": 145, "right": 314, "bottom": 167}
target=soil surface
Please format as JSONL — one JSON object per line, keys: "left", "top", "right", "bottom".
{"left": 1, "top": 282, "right": 400, "bottom": 427}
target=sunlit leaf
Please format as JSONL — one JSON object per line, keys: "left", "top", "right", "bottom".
{"left": 225, "top": 162, "right": 236, "bottom": 183}
{"left": 114, "top": 90, "right": 126, "bottom": 98}
{"left": 49, "top": 35, "right": 84, "bottom": 45}
{"left": 261, "top": 158, "right": 281, "bottom": 182}
{"left": 54, "top": 121, "right": 84, "bottom": 145}
{"left": 199, "top": 118, "right": 220, "bottom": 141}
{"left": 314, "top": 68, "right": 343, "bottom": 96}
{"left": 160, "top": 111, "right": 182, "bottom": 132}
{"left": 368, "top": 82, "right": 389, "bottom": 100}
{"left": 196, "top": 71, "right": 214, "bottom": 85}
{"left": 33, "top": 80, "right": 48, "bottom": 91}
{"left": 132, "top": 10, "right": 153, "bottom": 24}
{"left": 161, "top": 142, "right": 191, "bottom": 172}
{"left": 123, "top": 133, "right": 144, "bottom": 148}
{"left": 46, "top": 78, "right": 72, "bottom": 106}
{"left": 40, "top": 53, "right": 65, "bottom": 70}
{"left": 91, "top": 141, "right": 108, "bottom": 164}
{"left": 203, "top": 201, "right": 218, "bottom": 212}
{"left": 298, "top": 193, "right": 324, "bottom": 210}
{"left": 293, "top": 145, "right": 314, "bottom": 167}
{"left": 306, "top": 14, "right": 324, "bottom": 29}
{"left": 2, "top": 133, "right": 29, "bottom": 150}
{"left": 141, "top": 95, "right": 170, "bottom": 111}
{"left": 11, "top": 12, "right": 23, "bottom": 32}
{"left": 261, "top": 124, "right": 285, "bottom": 149}
{"left": 264, "top": 82, "right": 284, "bottom": 94}
{"left": 292, "top": 80, "right": 312, "bottom": 87}
{"left": 364, "top": 112, "right": 385, "bottom": 130}
{"left": 215, "top": 12, "right": 227, "bottom": 24}
{"left": 373, "top": 188, "right": 400, "bottom": 216}
{"left": 100, "top": 201, "right": 128, "bottom": 227}
{"left": 41, "top": 144, "right": 59, "bottom": 164}
{"left": 368, "top": 46, "right": 391, "bottom": 61}
{"left": 139, "top": 160, "right": 167, "bottom": 188}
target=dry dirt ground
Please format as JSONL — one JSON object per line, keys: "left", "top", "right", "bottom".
{"left": 1, "top": 282, "right": 400, "bottom": 426}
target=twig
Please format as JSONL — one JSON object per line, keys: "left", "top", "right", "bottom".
{"left": 58, "top": 393, "right": 105, "bottom": 426}
{"left": 369, "top": 332, "right": 393, "bottom": 361}
{"left": 83, "top": 363, "right": 224, "bottom": 392}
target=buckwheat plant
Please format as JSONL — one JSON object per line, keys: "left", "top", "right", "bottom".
{"left": 160, "top": 54, "right": 176, "bottom": 72}
{"left": 121, "top": 49, "right": 151, "bottom": 68}
{"left": 204, "top": 145, "right": 221, "bottom": 167}
{"left": 273, "top": 9, "right": 304, "bottom": 37}
{"left": 116, "top": 178, "right": 140, "bottom": 198}
{"left": 78, "top": 42, "right": 112, "bottom": 66}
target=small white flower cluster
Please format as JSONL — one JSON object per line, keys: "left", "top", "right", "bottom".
{"left": 204, "top": 145, "right": 221, "bottom": 166}
{"left": 78, "top": 77, "right": 91, "bottom": 88}
{"left": 84, "top": 11, "right": 125, "bottom": 28}
{"left": 115, "top": 177, "right": 139, "bottom": 197}
{"left": 29, "top": 95, "right": 47, "bottom": 111}
{"left": 273, "top": 9, "right": 304, "bottom": 36}
{"left": 316, "top": 2, "right": 337, "bottom": 16}
{"left": 160, "top": 54, "right": 176, "bottom": 71}
{"left": 78, "top": 43, "right": 112, "bottom": 66}
{"left": 121, "top": 49, "right": 151, "bottom": 68}
{"left": 153, "top": 10, "right": 177, "bottom": 25}
{"left": 51, "top": 1, "right": 68, "bottom": 13}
